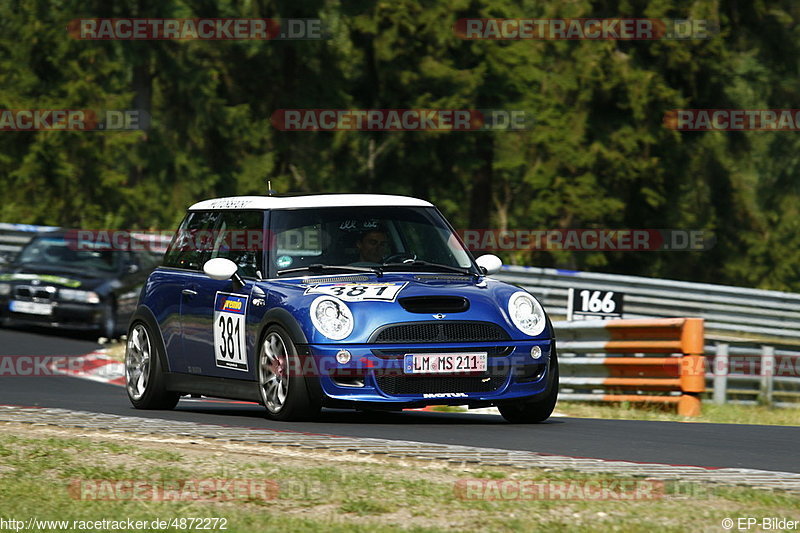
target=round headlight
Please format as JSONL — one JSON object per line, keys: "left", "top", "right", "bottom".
{"left": 310, "top": 296, "right": 354, "bottom": 340}
{"left": 508, "top": 291, "right": 546, "bottom": 337}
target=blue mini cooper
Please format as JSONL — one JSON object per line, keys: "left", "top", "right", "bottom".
{"left": 125, "top": 194, "right": 558, "bottom": 422}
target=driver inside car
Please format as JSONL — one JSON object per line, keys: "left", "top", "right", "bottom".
{"left": 355, "top": 228, "right": 390, "bottom": 263}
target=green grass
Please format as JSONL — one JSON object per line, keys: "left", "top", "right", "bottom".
{"left": 555, "top": 401, "right": 800, "bottom": 426}
{"left": 0, "top": 427, "right": 798, "bottom": 532}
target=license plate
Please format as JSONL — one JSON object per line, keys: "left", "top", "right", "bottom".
{"left": 403, "top": 353, "right": 488, "bottom": 374}
{"left": 9, "top": 300, "right": 53, "bottom": 316}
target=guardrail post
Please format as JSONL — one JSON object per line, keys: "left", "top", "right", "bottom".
{"left": 678, "top": 318, "right": 705, "bottom": 416}
{"left": 713, "top": 343, "right": 729, "bottom": 405}
{"left": 759, "top": 345, "right": 775, "bottom": 406}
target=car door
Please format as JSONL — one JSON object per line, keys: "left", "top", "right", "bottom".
{"left": 155, "top": 210, "right": 220, "bottom": 373}
{"left": 180, "top": 210, "right": 265, "bottom": 379}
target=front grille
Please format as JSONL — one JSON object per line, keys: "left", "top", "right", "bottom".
{"left": 374, "top": 373, "right": 506, "bottom": 395}
{"left": 371, "top": 321, "right": 510, "bottom": 343}
{"left": 14, "top": 285, "right": 55, "bottom": 301}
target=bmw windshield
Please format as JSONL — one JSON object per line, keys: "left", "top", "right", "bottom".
{"left": 269, "top": 206, "right": 476, "bottom": 278}
{"left": 16, "top": 236, "right": 122, "bottom": 273}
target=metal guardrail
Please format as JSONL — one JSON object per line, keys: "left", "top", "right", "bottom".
{"left": 704, "top": 337, "right": 800, "bottom": 408}
{"left": 0, "top": 223, "right": 61, "bottom": 264}
{"left": 555, "top": 318, "right": 706, "bottom": 416}
{"left": 496, "top": 265, "right": 800, "bottom": 343}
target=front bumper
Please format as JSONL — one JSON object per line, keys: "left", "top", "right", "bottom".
{"left": 299, "top": 339, "right": 553, "bottom": 407}
{"left": 0, "top": 297, "right": 103, "bottom": 330}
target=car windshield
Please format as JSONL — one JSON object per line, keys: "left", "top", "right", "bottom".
{"left": 16, "top": 236, "right": 123, "bottom": 273}
{"left": 269, "top": 206, "right": 475, "bottom": 277}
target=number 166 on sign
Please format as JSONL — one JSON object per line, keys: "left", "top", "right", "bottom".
{"left": 567, "top": 288, "right": 624, "bottom": 321}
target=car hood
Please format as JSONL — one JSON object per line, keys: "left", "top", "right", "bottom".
{"left": 0, "top": 266, "right": 112, "bottom": 290}
{"left": 263, "top": 272, "right": 550, "bottom": 343}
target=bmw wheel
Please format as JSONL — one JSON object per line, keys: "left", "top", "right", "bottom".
{"left": 125, "top": 321, "right": 179, "bottom": 410}
{"left": 258, "top": 325, "right": 320, "bottom": 421}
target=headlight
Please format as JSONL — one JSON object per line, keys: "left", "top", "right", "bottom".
{"left": 0, "top": 283, "right": 10, "bottom": 296}
{"left": 508, "top": 291, "right": 546, "bottom": 336}
{"left": 309, "top": 296, "right": 354, "bottom": 340}
{"left": 59, "top": 289, "right": 100, "bottom": 304}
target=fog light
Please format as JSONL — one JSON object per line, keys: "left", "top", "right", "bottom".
{"left": 335, "top": 350, "right": 352, "bottom": 364}
{"left": 530, "top": 345, "right": 542, "bottom": 360}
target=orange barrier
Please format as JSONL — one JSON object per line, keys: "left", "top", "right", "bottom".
{"left": 557, "top": 318, "right": 705, "bottom": 416}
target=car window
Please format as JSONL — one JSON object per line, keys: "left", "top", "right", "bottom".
{"left": 268, "top": 206, "right": 474, "bottom": 276}
{"left": 210, "top": 210, "right": 265, "bottom": 278}
{"left": 163, "top": 211, "right": 219, "bottom": 270}
{"left": 16, "top": 235, "right": 123, "bottom": 273}
{"left": 275, "top": 223, "right": 324, "bottom": 259}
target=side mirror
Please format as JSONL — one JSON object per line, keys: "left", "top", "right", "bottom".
{"left": 203, "top": 258, "right": 242, "bottom": 284}
{"left": 475, "top": 254, "right": 502, "bottom": 275}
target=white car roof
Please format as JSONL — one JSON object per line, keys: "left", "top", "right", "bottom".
{"left": 189, "top": 194, "right": 434, "bottom": 211}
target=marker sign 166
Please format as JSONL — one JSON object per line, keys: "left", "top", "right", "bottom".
{"left": 567, "top": 288, "right": 624, "bottom": 320}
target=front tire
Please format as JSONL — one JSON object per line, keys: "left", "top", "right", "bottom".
{"left": 125, "top": 321, "right": 179, "bottom": 410}
{"left": 499, "top": 348, "right": 559, "bottom": 423}
{"left": 258, "top": 325, "right": 321, "bottom": 421}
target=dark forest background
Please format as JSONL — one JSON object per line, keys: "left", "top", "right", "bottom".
{"left": 2, "top": 0, "right": 799, "bottom": 290}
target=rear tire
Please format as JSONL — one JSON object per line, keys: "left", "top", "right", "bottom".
{"left": 258, "top": 325, "right": 321, "bottom": 421}
{"left": 499, "top": 347, "right": 559, "bottom": 423}
{"left": 125, "top": 321, "right": 180, "bottom": 410}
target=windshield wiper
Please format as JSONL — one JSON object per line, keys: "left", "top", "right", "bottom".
{"left": 381, "top": 260, "right": 476, "bottom": 278}
{"left": 277, "top": 264, "right": 383, "bottom": 277}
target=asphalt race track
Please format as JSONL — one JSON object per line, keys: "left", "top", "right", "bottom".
{"left": 1, "top": 327, "right": 798, "bottom": 473}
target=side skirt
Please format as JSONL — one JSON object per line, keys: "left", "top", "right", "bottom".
{"left": 165, "top": 373, "right": 262, "bottom": 403}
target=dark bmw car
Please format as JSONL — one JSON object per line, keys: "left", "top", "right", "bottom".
{"left": 0, "top": 232, "right": 160, "bottom": 338}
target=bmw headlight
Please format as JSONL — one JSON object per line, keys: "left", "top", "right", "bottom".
{"left": 59, "top": 289, "right": 100, "bottom": 304}
{"left": 0, "top": 283, "right": 10, "bottom": 296}
{"left": 310, "top": 296, "right": 354, "bottom": 340}
{"left": 508, "top": 291, "right": 546, "bottom": 336}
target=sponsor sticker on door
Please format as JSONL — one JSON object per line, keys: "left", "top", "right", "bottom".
{"left": 213, "top": 292, "right": 248, "bottom": 371}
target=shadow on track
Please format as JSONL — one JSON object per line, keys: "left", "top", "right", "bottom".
{"left": 173, "top": 401, "right": 565, "bottom": 426}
